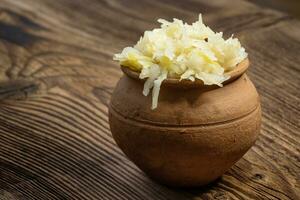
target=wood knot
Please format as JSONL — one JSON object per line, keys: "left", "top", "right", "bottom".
{"left": 213, "top": 191, "right": 228, "bottom": 199}
{"left": 0, "top": 79, "right": 39, "bottom": 101}
{"left": 253, "top": 173, "right": 264, "bottom": 180}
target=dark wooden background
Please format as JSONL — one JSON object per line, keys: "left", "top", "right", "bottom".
{"left": 0, "top": 0, "right": 299, "bottom": 199}
{"left": 248, "top": 0, "right": 300, "bottom": 19}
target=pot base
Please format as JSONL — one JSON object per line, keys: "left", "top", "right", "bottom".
{"left": 109, "top": 103, "right": 261, "bottom": 187}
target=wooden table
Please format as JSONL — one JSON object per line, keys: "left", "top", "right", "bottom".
{"left": 0, "top": 0, "right": 299, "bottom": 199}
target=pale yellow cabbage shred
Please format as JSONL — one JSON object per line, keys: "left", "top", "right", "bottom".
{"left": 114, "top": 14, "right": 247, "bottom": 109}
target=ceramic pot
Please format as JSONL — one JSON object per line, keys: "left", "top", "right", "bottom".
{"left": 109, "top": 58, "right": 261, "bottom": 187}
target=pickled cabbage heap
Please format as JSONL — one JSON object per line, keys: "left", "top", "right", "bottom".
{"left": 113, "top": 15, "right": 247, "bottom": 109}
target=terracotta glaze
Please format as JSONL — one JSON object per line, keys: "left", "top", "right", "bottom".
{"left": 109, "top": 58, "right": 261, "bottom": 187}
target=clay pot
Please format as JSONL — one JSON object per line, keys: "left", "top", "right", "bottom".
{"left": 109, "top": 58, "right": 261, "bottom": 187}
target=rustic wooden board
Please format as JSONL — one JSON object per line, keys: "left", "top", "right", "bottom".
{"left": 0, "top": 0, "right": 299, "bottom": 199}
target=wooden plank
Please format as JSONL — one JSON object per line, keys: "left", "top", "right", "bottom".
{"left": 0, "top": 0, "right": 299, "bottom": 199}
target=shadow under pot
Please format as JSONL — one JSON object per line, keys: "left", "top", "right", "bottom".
{"left": 109, "top": 58, "right": 261, "bottom": 187}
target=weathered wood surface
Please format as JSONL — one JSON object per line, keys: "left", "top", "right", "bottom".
{"left": 0, "top": 0, "right": 299, "bottom": 199}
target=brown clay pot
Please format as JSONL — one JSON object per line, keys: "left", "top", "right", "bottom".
{"left": 109, "top": 58, "right": 261, "bottom": 187}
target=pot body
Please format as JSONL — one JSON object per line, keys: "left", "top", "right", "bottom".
{"left": 109, "top": 73, "right": 261, "bottom": 187}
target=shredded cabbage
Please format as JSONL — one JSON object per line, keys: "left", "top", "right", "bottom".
{"left": 113, "top": 14, "right": 247, "bottom": 109}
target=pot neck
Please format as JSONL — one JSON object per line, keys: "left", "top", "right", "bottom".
{"left": 122, "top": 58, "right": 249, "bottom": 89}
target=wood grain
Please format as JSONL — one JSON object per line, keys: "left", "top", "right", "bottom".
{"left": 0, "top": 0, "right": 299, "bottom": 199}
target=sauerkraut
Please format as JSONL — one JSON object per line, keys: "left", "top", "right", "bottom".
{"left": 113, "top": 14, "right": 247, "bottom": 109}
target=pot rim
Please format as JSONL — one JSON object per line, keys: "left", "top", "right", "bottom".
{"left": 121, "top": 58, "right": 249, "bottom": 87}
